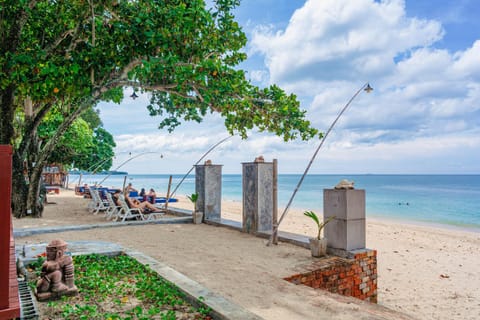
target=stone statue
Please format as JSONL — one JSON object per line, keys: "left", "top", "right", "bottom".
{"left": 334, "top": 179, "right": 355, "bottom": 190}
{"left": 36, "top": 239, "right": 78, "bottom": 301}
{"left": 254, "top": 155, "right": 264, "bottom": 163}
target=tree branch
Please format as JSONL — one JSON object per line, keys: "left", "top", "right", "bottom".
{"left": 43, "top": 29, "right": 74, "bottom": 55}
{"left": 119, "top": 58, "right": 147, "bottom": 79}
{"left": 16, "top": 102, "right": 54, "bottom": 160}
{"left": 190, "top": 84, "right": 205, "bottom": 102}
{"left": 35, "top": 99, "right": 92, "bottom": 166}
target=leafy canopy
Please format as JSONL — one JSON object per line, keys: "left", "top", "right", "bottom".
{"left": 4, "top": 0, "right": 318, "bottom": 144}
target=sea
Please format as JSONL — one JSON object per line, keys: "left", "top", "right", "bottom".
{"left": 69, "top": 173, "right": 480, "bottom": 231}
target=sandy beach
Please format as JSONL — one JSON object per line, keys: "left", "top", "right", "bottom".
{"left": 13, "top": 188, "right": 480, "bottom": 320}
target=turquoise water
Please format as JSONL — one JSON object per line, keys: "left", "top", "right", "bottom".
{"left": 71, "top": 174, "right": 480, "bottom": 230}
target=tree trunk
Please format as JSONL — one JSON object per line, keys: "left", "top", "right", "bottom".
{"left": 11, "top": 153, "right": 28, "bottom": 218}
{"left": 21, "top": 101, "right": 89, "bottom": 217}
{"left": 26, "top": 129, "right": 44, "bottom": 217}
{"left": 11, "top": 114, "right": 40, "bottom": 218}
{"left": 27, "top": 163, "right": 44, "bottom": 217}
{"left": 11, "top": 128, "right": 41, "bottom": 218}
{"left": 11, "top": 130, "right": 46, "bottom": 218}
{"left": 10, "top": 100, "right": 55, "bottom": 218}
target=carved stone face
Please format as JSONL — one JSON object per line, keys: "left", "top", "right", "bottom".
{"left": 46, "top": 247, "right": 57, "bottom": 261}
{"left": 46, "top": 239, "right": 68, "bottom": 261}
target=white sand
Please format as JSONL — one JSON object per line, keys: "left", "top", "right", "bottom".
{"left": 13, "top": 189, "right": 480, "bottom": 320}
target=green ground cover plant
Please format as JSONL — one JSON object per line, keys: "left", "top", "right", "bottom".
{"left": 29, "top": 254, "right": 211, "bottom": 319}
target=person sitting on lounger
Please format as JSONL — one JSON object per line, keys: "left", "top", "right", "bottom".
{"left": 124, "top": 193, "right": 159, "bottom": 213}
{"left": 112, "top": 190, "right": 122, "bottom": 206}
{"left": 139, "top": 188, "right": 147, "bottom": 201}
{"left": 147, "top": 188, "right": 156, "bottom": 204}
{"left": 124, "top": 183, "right": 138, "bottom": 195}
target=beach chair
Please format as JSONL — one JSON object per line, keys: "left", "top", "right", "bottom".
{"left": 87, "top": 189, "right": 109, "bottom": 215}
{"left": 114, "top": 194, "right": 145, "bottom": 222}
{"left": 105, "top": 192, "right": 122, "bottom": 220}
{"left": 144, "top": 207, "right": 166, "bottom": 220}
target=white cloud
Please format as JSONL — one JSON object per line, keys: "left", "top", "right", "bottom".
{"left": 451, "top": 40, "right": 480, "bottom": 80}
{"left": 248, "top": 0, "right": 480, "bottom": 166}
{"left": 248, "top": 69, "right": 269, "bottom": 83}
{"left": 99, "top": 0, "right": 480, "bottom": 174}
{"left": 251, "top": 0, "right": 444, "bottom": 84}
{"left": 308, "top": 132, "right": 480, "bottom": 174}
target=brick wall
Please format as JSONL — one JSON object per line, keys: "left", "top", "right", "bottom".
{"left": 284, "top": 249, "right": 377, "bottom": 303}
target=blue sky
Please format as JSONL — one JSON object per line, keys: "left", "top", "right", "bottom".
{"left": 98, "top": 0, "right": 480, "bottom": 174}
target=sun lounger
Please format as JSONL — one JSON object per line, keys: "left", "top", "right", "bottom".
{"left": 114, "top": 194, "right": 145, "bottom": 222}
{"left": 87, "top": 189, "right": 109, "bottom": 215}
{"left": 143, "top": 207, "right": 166, "bottom": 220}
{"left": 105, "top": 192, "right": 122, "bottom": 220}
{"left": 116, "top": 194, "right": 166, "bottom": 221}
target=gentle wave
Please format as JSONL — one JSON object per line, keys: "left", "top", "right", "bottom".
{"left": 71, "top": 173, "right": 480, "bottom": 229}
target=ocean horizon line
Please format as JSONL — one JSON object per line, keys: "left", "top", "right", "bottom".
{"left": 71, "top": 173, "right": 480, "bottom": 230}
{"left": 81, "top": 172, "right": 480, "bottom": 176}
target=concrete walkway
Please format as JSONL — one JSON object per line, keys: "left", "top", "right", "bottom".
{"left": 14, "top": 220, "right": 413, "bottom": 320}
{"left": 18, "top": 240, "right": 261, "bottom": 320}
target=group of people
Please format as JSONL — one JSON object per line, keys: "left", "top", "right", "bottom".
{"left": 139, "top": 187, "right": 157, "bottom": 204}
{"left": 112, "top": 183, "right": 161, "bottom": 214}
{"left": 125, "top": 183, "right": 158, "bottom": 203}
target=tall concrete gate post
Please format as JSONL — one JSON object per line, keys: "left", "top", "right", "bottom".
{"left": 195, "top": 163, "right": 222, "bottom": 221}
{"left": 242, "top": 159, "right": 274, "bottom": 234}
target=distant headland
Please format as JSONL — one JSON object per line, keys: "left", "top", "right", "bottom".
{"left": 68, "top": 170, "right": 128, "bottom": 175}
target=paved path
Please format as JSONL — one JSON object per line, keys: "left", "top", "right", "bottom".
{"left": 15, "top": 221, "right": 413, "bottom": 320}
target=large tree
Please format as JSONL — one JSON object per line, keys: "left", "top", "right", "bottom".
{"left": 1, "top": 0, "right": 319, "bottom": 218}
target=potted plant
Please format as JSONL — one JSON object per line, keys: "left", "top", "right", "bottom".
{"left": 303, "top": 210, "right": 335, "bottom": 257}
{"left": 187, "top": 193, "right": 203, "bottom": 224}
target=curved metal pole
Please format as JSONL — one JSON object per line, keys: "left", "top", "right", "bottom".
{"left": 97, "top": 152, "right": 158, "bottom": 186}
{"left": 91, "top": 157, "right": 115, "bottom": 174}
{"left": 169, "top": 135, "right": 233, "bottom": 198}
{"left": 68, "top": 156, "right": 112, "bottom": 186}
{"left": 267, "top": 83, "right": 372, "bottom": 246}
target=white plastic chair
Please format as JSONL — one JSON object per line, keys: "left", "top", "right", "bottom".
{"left": 88, "top": 189, "right": 109, "bottom": 215}
{"left": 105, "top": 192, "right": 122, "bottom": 220}
{"left": 115, "top": 194, "right": 145, "bottom": 222}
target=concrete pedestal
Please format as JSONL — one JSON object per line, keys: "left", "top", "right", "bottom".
{"left": 323, "top": 189, "right": 366, "bottom": 251}
{"left": 242, "top": 162, "right": 274, "bottom": 233}
{"left": 195, "top": 164, "right": 222, "bottom": 221}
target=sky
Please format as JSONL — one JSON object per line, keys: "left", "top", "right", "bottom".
{"left": 98, "top": 0, "right": 480, "bottom": 175}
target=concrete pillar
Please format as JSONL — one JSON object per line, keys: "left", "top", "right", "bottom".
{"left": 242, "top": 160, "right": 274, "bottom": 233}
{"left": 323, "top": 189, "right": 366, "bottom": 252}
{"left": 195, "top": 163, "right": 222, "bottom": 221}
